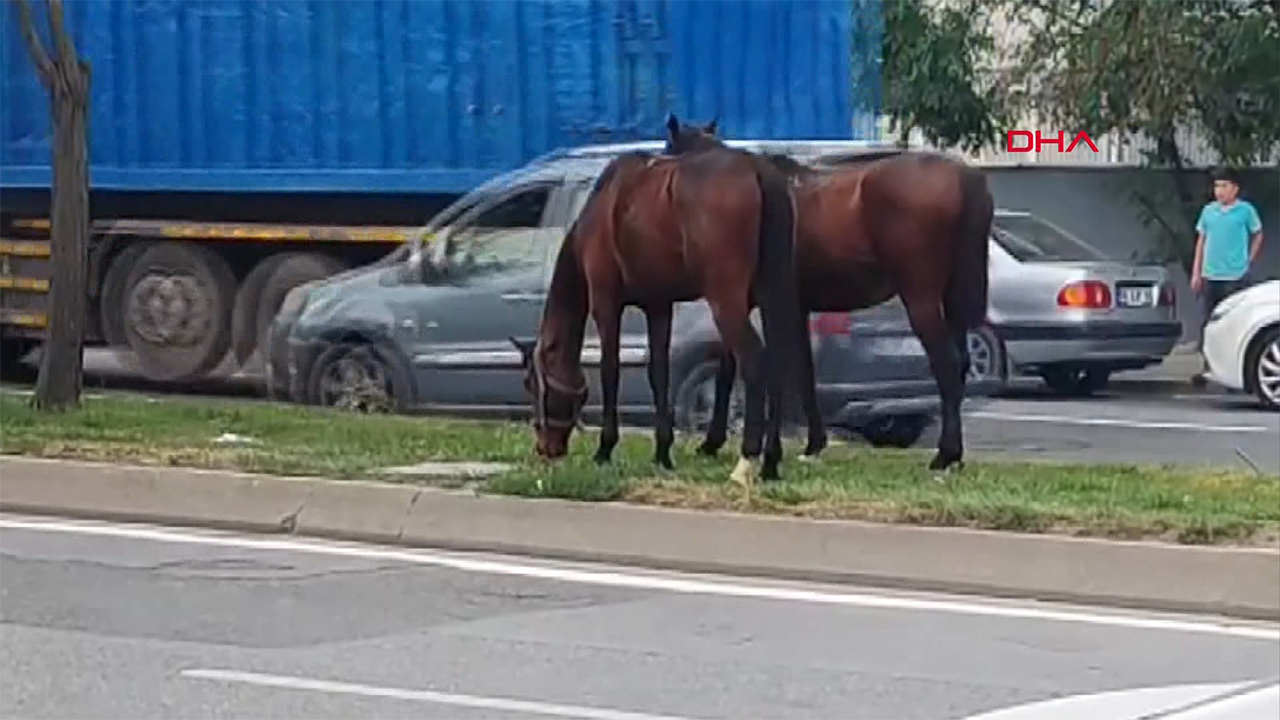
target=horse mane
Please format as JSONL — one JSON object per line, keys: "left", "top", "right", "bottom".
{"left": 759, "top": 152, "right": 813, "bottom": 176}
{"left": 815, "top": 149, "right": 908, "bottom": 168}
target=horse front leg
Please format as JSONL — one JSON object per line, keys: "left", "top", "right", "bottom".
{"left": 698, "top": 348, "right": 736, "bottom": 457}
{"left": 592, "top": 303, "right": 623, "bottom": 465}
{"left": 903, "top": 295, "right": 965, "bottom": 472}
{"left": 644, "top": 304, "right": 676, "bottom": 469}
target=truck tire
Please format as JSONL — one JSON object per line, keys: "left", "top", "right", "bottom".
{"left": 98, "top": 241, "right": 151, "bottom": 347}
{"left": 230, "top": 254, "right": 290, "bottom": 367}
{"left": 254, "top": 253, "right": 347, "bottom": 359}
{"left": 121, "top": 242, "right": 237, "bottom": 382}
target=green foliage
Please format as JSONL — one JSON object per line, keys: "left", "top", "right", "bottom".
{"left": 994, "top": 0, "right": 1279, "bottom": 272}
{"left": 999, "top": 0, "right": 1280, "bottom": 167}
{"left": 856, "top": 0, "right": 1011, "bottom": 153}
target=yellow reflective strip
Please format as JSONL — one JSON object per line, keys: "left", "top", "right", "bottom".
{"left": 0, "top": 277, "right": 50, "bottom": 292}
{"left": 0, "top": 240, "right": 52, "bottom": 257}
{"left": 0, "top": 310, "right": 48, "bottom": 327}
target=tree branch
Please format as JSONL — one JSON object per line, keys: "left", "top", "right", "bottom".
{"left": 13, "top": 0, "right": 55, "bottom": 86}
{"left": 46, "top": 0, "right": 75, "bottom": 66}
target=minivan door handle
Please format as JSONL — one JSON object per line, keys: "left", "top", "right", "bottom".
{"left": 501, "top": 291, "right": 545, "bottom": 303}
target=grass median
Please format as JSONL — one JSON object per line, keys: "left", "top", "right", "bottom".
{"left": 1, "top": 392, "right": 1276, "bottom": 546}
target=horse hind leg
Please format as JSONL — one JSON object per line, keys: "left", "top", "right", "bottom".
{"left": 644, "top": 304, "right": 676, "bottom": 469}
{"left": 705, "top": 300, "right": 768, "bottom": 490}
{"left": 794, "top": 310, "right": 827, "bottom": 460}
{"left": 902, "top": 294, "right": 966, "bottom": 472}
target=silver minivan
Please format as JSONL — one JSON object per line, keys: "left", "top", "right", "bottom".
{"left": 264, "top": 140, "right": 999, "bottom": 448}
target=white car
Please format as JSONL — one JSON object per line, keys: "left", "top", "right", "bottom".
{"left": 1202, "top": 279, "right": 1280, "bottom": 410}
{"left": 965, "top": 679, "right": 1280, "bottom": 720}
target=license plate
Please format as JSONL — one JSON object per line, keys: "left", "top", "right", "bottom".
{"left": 1117, "top": 285, "right": 1154, "bottom": 308}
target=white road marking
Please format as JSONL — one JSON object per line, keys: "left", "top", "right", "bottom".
{"left": 2, "top": 516, "right": 1277, "bottom": 642}
{"left": 967, "top": 410, "right": 1271, "bottom": 433}
{"left": 181, "top": 669, "right": 694, "bottom": 720}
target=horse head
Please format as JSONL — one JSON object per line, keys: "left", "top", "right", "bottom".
{"left": 510, "top": 336, "right": 588, "bottom": 459}
{"left": 664, "top": 112, "right": 722, "bottom": 155}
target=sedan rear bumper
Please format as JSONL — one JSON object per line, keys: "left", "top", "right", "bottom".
{"left": 997, "top": 320, "right": 1181, "bottom": 371}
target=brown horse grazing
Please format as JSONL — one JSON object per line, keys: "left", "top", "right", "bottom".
{"left": 664, "top": 121, "right": 994, "bottom": 473}
{"left": 510, "top": 114, "right": 804, "bottom": 483}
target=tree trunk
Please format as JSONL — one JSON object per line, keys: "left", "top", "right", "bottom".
{"left": 30, "top": 54, "right": 91, "bottom": 410}
{"left": 1153, "top": 133, "right": 1202, "bottom": 276}
{"left": 16, "top": 0, "right": 93, "bottom": 412}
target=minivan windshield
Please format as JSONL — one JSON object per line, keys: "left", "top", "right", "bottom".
{"left": 991, "top": 213, "right": 1108, "bottom": 262}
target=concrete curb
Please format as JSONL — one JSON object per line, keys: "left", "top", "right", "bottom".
{"left": 2, "top": 455, "right": 1277, "bottom": 621}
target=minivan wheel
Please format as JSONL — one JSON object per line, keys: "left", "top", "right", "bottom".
{"left": 673, "top": 358, "right": 744, "bottom": 434}
{"left": 307, "top": 343, "right": 413, "bottom": 414}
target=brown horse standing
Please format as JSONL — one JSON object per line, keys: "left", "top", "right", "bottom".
{"left": 511, "top": 114, "right": 804, "bottom": 483}
{"left": 665, "top": 121, "right": 994, "bottom": 472}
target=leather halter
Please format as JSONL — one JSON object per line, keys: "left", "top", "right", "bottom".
{"left": 531, "top": 342, "right": 588, "bottom": 430}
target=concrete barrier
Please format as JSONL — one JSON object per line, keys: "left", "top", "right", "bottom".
{"left": 2, "top": 455, "right": 1277, "bottom": 621}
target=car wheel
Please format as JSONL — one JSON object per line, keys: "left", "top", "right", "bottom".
{"left": 858, "top": 413, "right": 932, "bottom": 449}
{"left": 307, "top": 342, "right": 413, "bottom": 414}
{"left": 673, "top": 358, "right": 744, "bottom": 434}
{"left": 1245, "top": 326, "right": 1280, "bottom": 411}
{"left": 965, "top": 326, "right": 1007, "bottom": 388}
{"left": 1041, "top": 367, "right": 1110, "bottom": 396}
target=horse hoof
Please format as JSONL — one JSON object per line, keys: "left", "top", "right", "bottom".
{"left": 798, "top": 453, "right": 821, "bottom": 464}
{"left": 928, "top": 453, "right": 964, "bottom": 473}
{"left": 729, "top": 456, "right": 760, "bottom": 488}
{"left": 593, "top": 453, "right": 612, "bottom": 466}
{"left": 697, "top": 442, "right": 722, "bottom": 457}
{"left": 655, "top": 456, "right": 675, "bottom": 470}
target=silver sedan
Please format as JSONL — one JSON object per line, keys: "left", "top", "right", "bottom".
{"left": 965, "top": 210, "right": 1182, "bottom": 395}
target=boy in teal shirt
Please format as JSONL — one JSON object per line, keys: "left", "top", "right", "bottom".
{"left": 1191, "top": 168, "right": 1265, "bottom": 381}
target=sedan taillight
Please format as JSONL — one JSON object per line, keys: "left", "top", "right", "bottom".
{"left": 1057, "top": 280, "right": 1112, "bottom": 309}
{"left": 809, "top": 312, "right": 853, "bottom": 336}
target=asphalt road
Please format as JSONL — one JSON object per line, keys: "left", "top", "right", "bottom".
{"left": 2, "top": 514, "right": 1278, "bottom": 720}
{"left": 936, "top": 390, "right": 1280, "bottom": 475}
{"left": 3, "top": 348, "right": 1278, "bottom": 474}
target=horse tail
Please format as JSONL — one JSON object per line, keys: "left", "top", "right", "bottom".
{"left": 752, "top": 160, "right": 804, "bottom": 409}
{"left": 945, "top": 165, "right": 994, "bottom": 330}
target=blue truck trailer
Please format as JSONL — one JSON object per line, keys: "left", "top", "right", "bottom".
{"left": 1, "top": 0, "right": 876, "bottom": 383}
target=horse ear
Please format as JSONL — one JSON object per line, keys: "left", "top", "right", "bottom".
{"left": 666, "top": 113, "right": 680, "bottom": 137}
{"left": 705, "top": 116, "right": 718, "bottom": 135}
{"left": 509, "top": 336, "right": 535, "bottom": 365}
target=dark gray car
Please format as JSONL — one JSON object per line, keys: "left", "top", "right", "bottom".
{"left": 264, "top": 140, "right": 997, "bottom": 448}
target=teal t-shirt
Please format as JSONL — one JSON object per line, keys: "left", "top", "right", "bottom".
{"left": 1197, "top": 199, "right": 1262, "bottom": 280}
